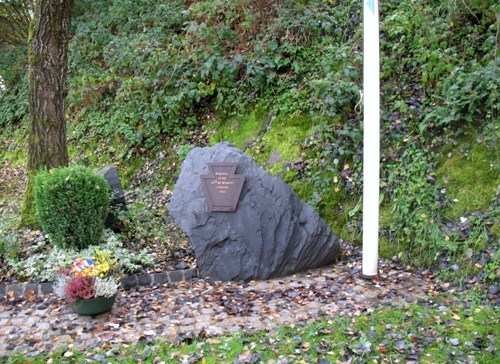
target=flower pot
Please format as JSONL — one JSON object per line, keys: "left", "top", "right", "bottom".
{"left": 69, "top": 293, "right": 117, "bottom": 315}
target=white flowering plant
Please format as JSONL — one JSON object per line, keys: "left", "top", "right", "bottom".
{"left": 55, "top": 246, "right": 123, "bottom": 302}
{"left": 7, "top": 230, "right": 154, "bottom": 283}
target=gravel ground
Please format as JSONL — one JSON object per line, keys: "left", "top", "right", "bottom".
{"left": 1, "top": 244, "right": 437, "bottom": 359}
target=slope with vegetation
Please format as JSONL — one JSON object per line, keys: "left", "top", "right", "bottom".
{"left": 0, "top": 0, "right": 498, "bottom": 287}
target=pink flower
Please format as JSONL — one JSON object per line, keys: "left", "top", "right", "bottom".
{"left": 65, "top": 275, "right": 96, "bottom": 302}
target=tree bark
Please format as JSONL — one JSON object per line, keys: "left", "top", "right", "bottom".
{"left": 21, "top": 0, "right": 74, "bottom": 227}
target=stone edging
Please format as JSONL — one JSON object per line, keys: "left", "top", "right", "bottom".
{"left": 0, "top": 267, "right": 199, "bottom": 299}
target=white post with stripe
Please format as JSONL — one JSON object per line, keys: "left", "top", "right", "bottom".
{"left": 362, "top": 0, "right": 380, "bottom": 278}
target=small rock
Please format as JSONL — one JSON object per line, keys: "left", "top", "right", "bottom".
{"left": 206, "top": 326, "right": 223, "bottom": 336}
{"left": 36, "top": 322, "right": 50, "bottom": 331}
{"left": 395, "top": 340, "right": 406, "bottom": 351}
{"left": 36, "top": 303, "right": 48, "bottom": 310}
{"left": 361, "top": 342, "right": 372, "bottom": 353}
{"left": 93, "top": 354, "right": 106, "bottom": 362}
{"left": 84, "top": 322, "right": 96, "bottom": 332}
{"left": 27, "top": 350, "right": 43, "bottom": 357}
{"left": 450, "top": 338, "right": 460, "bottom": 346}
{"left": 105, "top": 349, "right": 117, "bottom": 357}
{"left": 174, "top": 262, "right": 188, "bottom": 270}
{"left": 488, "top": 286, "right": 498, "bottom": 296}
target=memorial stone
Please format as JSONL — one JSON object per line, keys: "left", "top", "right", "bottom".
{"left": 169, "top": 142, "right": 340, "bottom": 281}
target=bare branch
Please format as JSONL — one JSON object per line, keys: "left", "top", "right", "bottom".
{"left": 0, "top": 0, "right": 33, "bottom": 47}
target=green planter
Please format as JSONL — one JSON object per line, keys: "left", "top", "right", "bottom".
{"left": 69, "top": 294, "right": 117, "bottom": 315}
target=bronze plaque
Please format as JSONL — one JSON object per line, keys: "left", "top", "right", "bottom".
{"left": 200, "top": 163, "right": 245, "bottom": 212}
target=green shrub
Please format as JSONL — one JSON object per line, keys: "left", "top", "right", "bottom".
{"left": 420, "top": 60, "right": 499, "bottom": 133}
{"left": 34, "top": 166, "right": 110, "bottom": 250}
{"left": 0, "top": 45, "right": 29, "bottom": 130}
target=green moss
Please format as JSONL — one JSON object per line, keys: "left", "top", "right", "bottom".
{"left": 209, "top": 108, "right": 315, "bottom": 177}
{"left": 379, "top": 204, "right": 397, "bottom": 225}
{"left": 250, "top": 114, "right": 314, "bottom": 174}
{"left": 332, "top": 197, "right": 362, "bottom": 241}
{"left": 288, "top": 179, "right": 314, "bottom": 203}
{"left": 0, "top": 149, "right": 26, "bottom": 167}
{"left": 209, "top": 107, "right": 266, "bottom": 149}
{"left": 378, "top": 205, "right": 403, "bottom": 258}
{"left": 19, "top": 169, "right": 40, "bottom": 229}
{"left": 491, "top": 221, "right": 500, "bottom": 238}
{"left": 379, "top": 237, "right": 399, "bottom": 259}
{"left": 121, "top": 156, "right": 144, "bottom": 188}
{"left": 436, "top": 142, "right": 499, "bottom": 220}
{"left": 289, "top": 174, "right": 361, "bottom": 241}
{"left": 283, "top": 169, "right": 298, "bottom": 182}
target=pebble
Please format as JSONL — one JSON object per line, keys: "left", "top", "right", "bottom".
{"left": 488, "top": 285, "right": 498, "bottom": 296}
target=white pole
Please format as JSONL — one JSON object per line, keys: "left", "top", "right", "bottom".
{"left": 362, "top": 0, "right": 380, "bottom": 278}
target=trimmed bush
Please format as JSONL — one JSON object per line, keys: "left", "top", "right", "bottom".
{"left": 34, "top": 166, "right": 110, "bottom": 250}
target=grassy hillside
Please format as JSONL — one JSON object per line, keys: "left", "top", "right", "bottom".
{"left": 0, "top": 0, "right": 498, "bottom": 282}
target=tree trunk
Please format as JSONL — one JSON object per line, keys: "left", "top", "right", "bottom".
{"left": 20, "top": 0, "right": 73, "bottom": 227}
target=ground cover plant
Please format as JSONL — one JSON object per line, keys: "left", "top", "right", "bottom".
{"left": 2, "top": 230, "right": 154, "bottom": 283}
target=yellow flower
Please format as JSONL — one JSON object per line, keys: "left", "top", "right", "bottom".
{"left": 93, "top": 246, "right": 112, "bottom": 264}
{"left": 95, "top": 263, "right": 110, "bottom": 277}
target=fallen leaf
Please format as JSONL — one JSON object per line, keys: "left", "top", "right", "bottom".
{"left": 377, "top": 347, "right": 387, "bottom": 354}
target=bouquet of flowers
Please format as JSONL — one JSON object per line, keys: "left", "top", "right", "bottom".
{"left": 55, "top": 247, "right": 122, "bottom": 302}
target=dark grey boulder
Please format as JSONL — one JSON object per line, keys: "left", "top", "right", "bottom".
{"left": 96, "top": 164, "right": 127, "bottom": 232}
{"left": 169, "top": 142, "right": 340, "bottom": 281}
